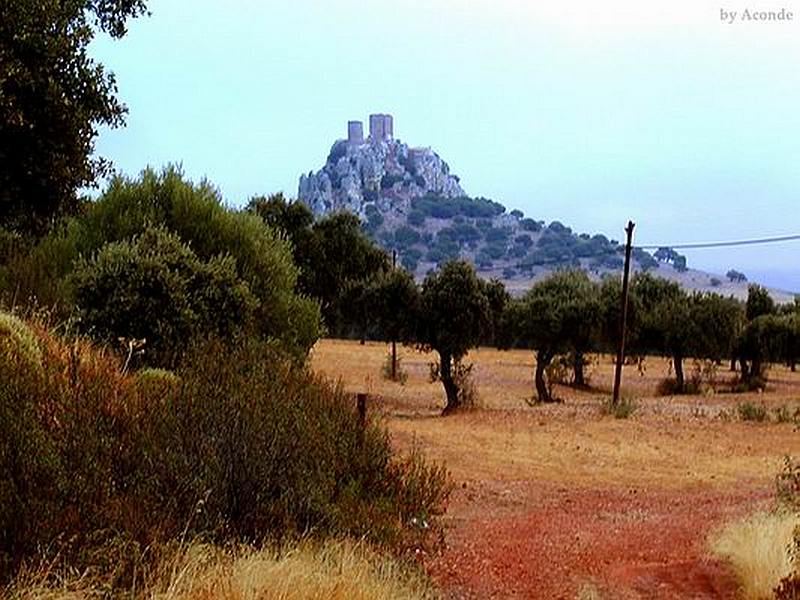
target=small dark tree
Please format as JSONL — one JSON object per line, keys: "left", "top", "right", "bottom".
{"left": 480, "top": 278, "right": 510, "bottom": 347}
{"left": 305, "top": 212, "right": 390, "bottom": 335}
{"left": 746, "top": 284, "right": 775, "bottom": 321}
{"left": 726, "top": 269, "right": 748, "bottom": 283}
{"left": 738, "top": 314, "right": 790, "bottom": 386}
{"left": 368, "top": 268, "right": 420, "bottom": 378}
{"left": 417, "top": 260, "right": 490, "bottom": 415}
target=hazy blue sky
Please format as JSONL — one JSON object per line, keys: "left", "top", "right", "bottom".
{"left": 90, "top": 0, "right": 799, "bottom": 291}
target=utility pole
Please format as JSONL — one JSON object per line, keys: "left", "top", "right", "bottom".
{"left": 612, "top": 221, "right": 635, "bottom": 406}
{"left": 391, "top": 249, "right": 397, "bottom": 381}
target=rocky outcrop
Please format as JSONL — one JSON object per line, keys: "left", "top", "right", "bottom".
{"left": 298, "top": 137, "right": 465, "bottom": 217}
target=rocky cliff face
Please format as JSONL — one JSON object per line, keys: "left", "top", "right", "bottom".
{"left": 298, "top": 138, "right": 465, "bottom": 217}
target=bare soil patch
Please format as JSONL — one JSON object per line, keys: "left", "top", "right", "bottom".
{"left": 312, "top": 340, "right": 800, "bottom": 599}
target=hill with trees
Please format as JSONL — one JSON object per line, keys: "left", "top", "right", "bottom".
{"left": 298, "top": 124, "right": 792, "bottom": 301}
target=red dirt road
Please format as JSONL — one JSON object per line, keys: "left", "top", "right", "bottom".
{"left": 427, "top": 481, "right": 770, "bottom": 599}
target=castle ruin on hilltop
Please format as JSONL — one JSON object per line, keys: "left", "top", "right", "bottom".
{"left": 347, "top": 113, "right": 393, "bottom": 144}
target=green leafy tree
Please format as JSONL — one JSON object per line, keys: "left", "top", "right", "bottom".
{"left": 630, "top": 274, "right": 694, "bottom": 391}
{"left": 738, "top": 314, "right": 790, "bottom": 386}
{"left": 367, "top": 268, "right": 420, "bottom": 378}
{"left": 417, "top": 260, "right": 490, "bottom": 414}
{"left": 304, "top": 212, "right": 390, "bottom": 335}
{"left": 1, "top": 0, "right": 147, "bottom": 235}
{"left": 248, "top": 195, "right": 391, "bottom": 338}
{"left": 504, "top": 270, "right": 600, "bottom": 402}
{"left": 72, "top": 167, "right": 322, "bottom": 357}
{"left": 726, "top": 269, "right": 747, "bottom": 283}
{"left": 745, "top": 284, "right": 775, "bottom": 321}
{"left": 480, "top": 278, "right": 510, "bottom": 347}
{"left": 632, "top": 273, "right": 743, "bottom": 392}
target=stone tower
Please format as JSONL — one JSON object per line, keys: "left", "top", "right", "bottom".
{"left": 347, "top": 120, "right": 364, "bottom": 144}
{"left": 369, "top": 114, "right": 393, "bottom": 141}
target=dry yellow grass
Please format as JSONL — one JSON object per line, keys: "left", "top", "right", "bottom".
{"left": 711, "top": 510, "right": 800, "bottom": 600}
{"left": 311, "top": 340, "right": 800, "bottom": 488}
{"left": 7, "top": 541, "right": 436, "bottom": 600}
{"left": 154, "top": 541, "right": 435, "bottom": 600}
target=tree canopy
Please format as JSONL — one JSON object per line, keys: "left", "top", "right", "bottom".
{"left": 417, "top": 260, "right": 491, "bottom": 414}
{"left": 503, "top": 270, "right": 600, "bottom": 402}
{"left": 1, "top": 0, "right": 148, "bottom": 235}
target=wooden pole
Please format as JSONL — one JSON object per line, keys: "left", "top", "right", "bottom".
{"left": 613, "top": 221, "right": 635, "bottom": 406}
{"left": 391, "top": 250, "right": 397, "bottom": 380}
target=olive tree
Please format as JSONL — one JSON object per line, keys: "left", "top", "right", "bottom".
{"left": 368, "top": 268, "right": 420, "bottom": 379}
{"left": 504, "top": 270, "right": 600, "bottom": 402}
{"left": 417, "top": 260, "right": 491, "bottom": 415}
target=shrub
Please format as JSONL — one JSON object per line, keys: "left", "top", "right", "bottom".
{"left": 407, "top": 210, "right": 425, "bottom": 227}
{"left": 656, "top": 377, "right": 701, "bottom": 396}
{"left": 0, "top": 312, "right": 42, "bottom": 378}
{"left": 711, "top": 510, "right": 799, "bottom": 600}
{"left": 394, "top": 226, "right": 421, "bottom": 248}
{"left": 400, "top": 248, "right": 422, "bottom": 272}
{"left": 600, "top": 396, "right": 637, "bottom": 419}
{"left": 134, "top": 368, "right": 181, "bottom": 403}
{"left": 484, "top": 226, "right": 511, "bottom": 243}
{"left": 0, "top": 320, "right": 451, "bottom": 583}
{"left": 71, "top": 166, "right": 322, "bottom": 358}
{"left": 738, "top": 401, "right": 768, "bottom": 422}
{"left": 70, "top": 226, "right": 257, "bottom": 368}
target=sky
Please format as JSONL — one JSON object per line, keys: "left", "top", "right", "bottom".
{"left": 90, "top": 0, "right": 800, "bottom": 292}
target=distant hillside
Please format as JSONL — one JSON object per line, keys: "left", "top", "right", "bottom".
{"left": 298, "top": 114, "right": 791, "bottom": 302}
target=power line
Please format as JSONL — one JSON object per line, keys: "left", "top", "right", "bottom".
{"left": 636, "top": 233, "right": 800, "bottom": 250}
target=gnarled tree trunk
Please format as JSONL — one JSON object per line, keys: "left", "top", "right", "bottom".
{"left": 674, "top": 353, "right": 685, "bottom": 393}
{"left": 440, "top": 352, "right": 460, "bottom": 415}
{"left": 535, "top": 350, "right": 557, "bottom": 403}
{"left": 572, "top": 351, "right": 586, "bottom": 388}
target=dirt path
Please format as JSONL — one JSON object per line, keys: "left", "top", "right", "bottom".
{"left": 311, "top": 341, "right": 800, "bottom": 599}
{"left": 427, "top": 482, "right": 769, "bottom": 599}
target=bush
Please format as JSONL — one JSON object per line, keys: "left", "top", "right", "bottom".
{"left": 738, "top": 401, "right": 769, "bottom": 422}
{"left": 134, "top": 368, "right": 181, "bottom": 403}
{"left": 400, "top": 248, "right": 422, "bottom": 272}
{"left": 656, "top": 377, "right": 700, "bottom": 396}
{"left": 394, "top": 225, "right": 421, "bottom": 248}
{"left": 80, "top": 167, "right": 321, "bottom": 357}
{"left": 600, "top": 396, "right": 637, "bottom": 419}
{"left": 0, "top": 312, "right": 42, "bottom": 378}
{"left": 70, "top": 226, "right": 257, "bottom": 368}
{"left": 4, "top": 167, "right": 322, "bottom": 359}
{"left": 0, "top": 318, "right": 451, "bottom": 584}
{"left": 407, "top": 210, "right": 425, "bottom": 227}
